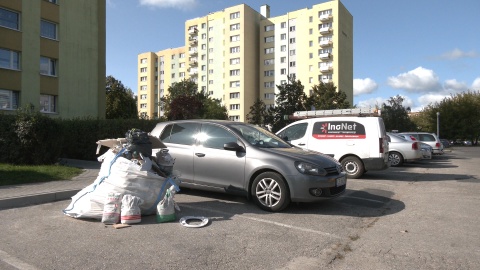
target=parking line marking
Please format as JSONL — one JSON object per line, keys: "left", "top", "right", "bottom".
{"left": 180, "top": 204, "right": 343, "bottom": 239}
{"left": 348, "top": 180, "right": 396, "bottom": 188}
{"left": 0, "top": 249, "right": 39, "bottom": 270}
{"left": 342, "top": 195, "right": 386, "bottom": 204}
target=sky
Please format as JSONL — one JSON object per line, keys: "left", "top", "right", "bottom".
{"left": 106, "top": 0, "right": 480, "bottom": 112}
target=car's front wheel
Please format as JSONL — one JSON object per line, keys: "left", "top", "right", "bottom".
{"left": 251, "top": 172, "right": 290, "bottom": 212}
{"left": 341, "top": 156, "right": 365, "bottom": 179}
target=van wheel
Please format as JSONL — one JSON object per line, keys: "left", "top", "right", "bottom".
{"left": 251, "top": 172, "right": 290, "bottom": 212}
{"left": 389, "top": 151, "right": 404, "bottom": 167}
{"left": 341, "top": 156, "right": 365, "bottom": 179}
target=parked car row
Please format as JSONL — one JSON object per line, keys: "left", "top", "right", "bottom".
{"left": 147, "top": 115, "right": 446, "bottom": 212}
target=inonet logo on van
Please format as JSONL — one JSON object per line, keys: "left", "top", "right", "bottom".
{"left": 312, "top": 121, "right": 366, "bottom": 139}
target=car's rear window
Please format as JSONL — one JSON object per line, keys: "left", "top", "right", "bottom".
{"left": 419, "top": 134, "right": 435, "bottom": 142}
{"left": 160, "top": 123, "right": 200, "bottom": 145}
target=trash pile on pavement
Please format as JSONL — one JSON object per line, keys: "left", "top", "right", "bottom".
{"left": 63, "top": 128, "right": 184, "bottom": 226}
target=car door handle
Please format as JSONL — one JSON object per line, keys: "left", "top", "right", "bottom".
{"left": 297, "top": 143, "right": 305, "bottom": 146}
{"left": 195, "top": 153, "right": 205, "bottom": 157}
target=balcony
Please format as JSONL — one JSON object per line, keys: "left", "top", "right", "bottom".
{"left": 189, "top": 70, "right": 198, "bottom": 76}
{"left": 320, "top": 66, "right": 333, "bottom": 72}
{"left": 189, "top": 59, "right": 198, "bottom": 66}
{"left": 189, "top": 49, "right": 198, "bottom": 55}
{"left": 320, "top": 40, "right": 333, "bottom": 47}
{"left": 319, "top": 53, "right": 331, "bottom": 59}
{"left": 189, "top": 39, "right": 197, "bottom": 46}
{"left": 188, "top": 28, "right": 198, "bottom": 35}
{"left": 319, "top": 14, "right": 332, "bottom": 21}
{"left": 322, "top": 79, "right": 332, "bottom": 84}
{"left": 319, "top": 27, "right": 331, "bottom": 34}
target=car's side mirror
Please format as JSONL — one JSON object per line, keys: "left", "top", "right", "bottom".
{"left": 224, "top": 142, "right": 244, "bottom": 152}
{"left": 282, "top": 136, "right": 289, "bottom": 141}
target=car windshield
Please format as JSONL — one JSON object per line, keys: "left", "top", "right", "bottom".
{"left": 230, "top": 124, "right": 292, "bottom": 148}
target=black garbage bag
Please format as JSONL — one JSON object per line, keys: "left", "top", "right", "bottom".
{"left": 125, "top": 128, "right": 152, "bottom": 157}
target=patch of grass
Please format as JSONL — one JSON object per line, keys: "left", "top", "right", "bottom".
{"left": 0, "top": 163, "right": 83, "bottom": 186}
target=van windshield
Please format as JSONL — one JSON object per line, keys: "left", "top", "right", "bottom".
{"left": 230, "top": 124, "right": 291, "bottom": 148}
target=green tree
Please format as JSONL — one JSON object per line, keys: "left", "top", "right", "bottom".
{"left": 269, "top": 75, "right": 308, "bottom": 132}
{"left": 106, "top": 76, "right": 138, "bottom": 119}
{"left": 246, "top": 99, "right": 269, "bottom": 125}
{"left": 162, "top": 79, "right": 227, "bottom": 120}
{"left": 306, "top": 82, "right": 351, "bottom": 110}
{"left": 419, "top": 91, "right": 480, "bottom": 144}
{"left": 381, "top": 95, "right": 416, "bottom": 132}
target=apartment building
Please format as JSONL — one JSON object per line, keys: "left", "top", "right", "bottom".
{"left": 137, "top": 0, "right": 352, "bottom": 122}
{"left": 0, "top": 0, "right": 106, "bottom": 118}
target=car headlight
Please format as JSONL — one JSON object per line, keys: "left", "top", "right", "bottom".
{"left": 295, "top": 161, "right": 328, "bottom": 176}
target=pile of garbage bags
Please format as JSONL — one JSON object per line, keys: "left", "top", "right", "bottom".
{"left": 63, "top": 129, "right": 180, "bottom": 224}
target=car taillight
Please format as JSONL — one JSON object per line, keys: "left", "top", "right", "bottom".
{"left": 435, "top": 142, "right": 440, "bottom": 147}
{"left": 379, "top": 138, "right": 384, "bottom": 153}
{"left": 410, "top": 136, "right": 416, "bottom": 141}
{"left": 412, "top": 142, "right": 418, "bottom": 150}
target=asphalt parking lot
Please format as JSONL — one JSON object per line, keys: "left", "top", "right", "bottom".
{"left": 0, "top": 147, "right": 479, "bottom": 270}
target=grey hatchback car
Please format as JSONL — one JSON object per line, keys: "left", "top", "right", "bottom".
{"left": 150, "top": 120, "right": 347, "bottom": 212}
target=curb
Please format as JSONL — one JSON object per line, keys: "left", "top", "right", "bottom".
{"left": 0, "top": 189, "right": 81, "bottom": 210}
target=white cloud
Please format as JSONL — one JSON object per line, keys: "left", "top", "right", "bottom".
{"left": 139, "top": 0, "right": 197, "bottom": 9}
{"left": 439, "top": 48, "right": 479, "bottom": 60}
{"left": 353, "top": 78, "right": 378, "bottom": 96}
{"left": 415, "top": 94, "right": 449, "bottom": 110}
{"left": 387, "top": 67, "right": 441, "bottom": 92}
{"left": 443, "top": 79, "right": 469, "bottom": 94}
{"left": 355, "top": 97, "right": 386, "bottom": 108}
{"left": 472, "top": 78, "right": 480, "bottom": 90}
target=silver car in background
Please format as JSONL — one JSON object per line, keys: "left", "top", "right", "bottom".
{"left": 386, "top": 132, "right": 423, "bottom": 166}
{"left": 399, "top": 132, "right": 444, "bottom": 155}
{"left": 150, "top": 120, "right": 347, "bottom": 212}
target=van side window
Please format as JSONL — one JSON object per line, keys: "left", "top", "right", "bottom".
{"left": 199, "top": 124, "right": 237, "bottom": 149}
{"left": 159, "top": 123, "right": 200, "bottom": 145}
{"left": 277, "top": 123, "right": 308, "bottom": 141}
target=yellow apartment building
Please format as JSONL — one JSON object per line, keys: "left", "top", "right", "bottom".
{"left": 137, "top": 0, "right": 352, "bottom": 122}
{"left": 0, "top": 0, "right": 106, "bottom": 118}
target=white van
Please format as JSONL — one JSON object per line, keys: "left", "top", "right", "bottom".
{"left": 276, "top": 109, "right": 390, "bottom": 179}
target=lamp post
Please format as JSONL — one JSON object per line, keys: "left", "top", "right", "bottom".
{"left": 436, "top": 112, "right": 440, "bottom": 138}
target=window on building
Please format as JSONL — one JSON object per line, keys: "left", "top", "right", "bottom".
{"left": 180, "top": 72, "right": 185, "bottom": 77}
{"left": 230, "top": 81, "right": 240, "bottom": 88}
{"left": 202, "top": 23, "right": 206, "bottom": 29}
{"left": 230, "top": 58, "right": 240, "bottom": 65}
{"left": 208, "top": 58, "right": 213, "bottom": 63}
{"left": 171, "top": 73, "right": 175, "bottom": 78}
{"left": 264, "top": 59, "right": 274, "bottom": 65}
{"left": 0, "top": 89, "right": 19, "bottom": 110}
{"left": 140, "top": 58, "right": 147, "bottom": 64}
{"left": 280, "top": 57, "right": 286, "bottom": 63}
{"left": 289, "top": 49, "right": 296, "bottom": 56}
{"left": 201, "top": 33, "right": 207, "bottom": 40}
{"left": 40, "top": 94, "right": 56, "bottom": 113}
{"left": 201, "top": 75, "right": 206, "bottom": 81}
{"left": 180, "top": 53, "right": 185, "bottom": 58}
{"left": 265, "top": 25, "right": 274, "bottom": 31}
{"left": 230, "top": 12, "right": 240, "bottom": 19}
{"left": 209, "top": 80, "right": 214, "bottom": 85}
{"left": 309, "top": 53, "right": 313, "bottom": 59}
{"left": 0, "top": 48, "right": 20, "bottom": 70}
{"left": 280, "top": 34, "right": 286, "bottom": 40}
{"left": 140, "top": 76, "right": 147, "bottom": 81}
{"left": 230, "top": 92, "right": 240, "bottom": 99}
{"left": 0, "top": 8, "right": 20, "bottom": 30}
{"left": 140, "top": 85, "right": 147, "bottom": 90}
{"left": 201, "top": 65, "right": 206, "bottom": 71}
{"left": 208, "top": 91, "right": 214, "bottom": 96}
{"left": 280, "top": 68, "right": 286, "bottom": 75}
{"left": 171, "top": 55, "right": 175, "bottom": 59}
{"left": 230, "top": 46, "right": 240, "bottom": 53}
{"left": 289, "top": 38, "right": 295, "bottom": 44}
{"left": 264, "top": 47, "right": 274, "bottom": 54}
{"left": 230, "top": 23, "right": 240, "bottom": 31}
{"left": 281, "top": 22, "right": 286, "bottom": 29}
{"left": 140, "top": 67, "right": 147, "bottom": 73}
{"left": 41, "top": 20, "right": 57, "bottom": 40}
{"left": 290, "top": 61, "right": 296, "bottom": 67}
{"left": 40, "top": 56, "right": 57, "bottom": 76}
{"left": 229, "top": 115, "right": 240, "bottom": 121}
{"left": 201, "top": 44, "right": 206, "bottom": 50}
{"left": 201, "top": 86, "right": 206, "bottom": 91}
{"left": 309, "top": 41, "right": 313, "bottom": 47}
{"left": 281, "top": 80, "right": 287, "bottom": 84}
{"left": 171, "top": 63, "right": 175, "bottom": 68}
{"left": 208, "top": 26, "right": 213, "bottom": 31}
{"left": 309, "top": 29, "right": 313, "bottom": 35}
{"left": 264, "top": 70, "right": 274, "bottom": 77}
{"left": 209, "top": 37, "right": 213, "bottom": 42}
{"left": 208, "top": 69, "right": 213, "bottom": 74}
{"left": 280, "top": 45, "right": 286, "bottom": 52}
{"left": 230, "top": 69, "right": 240, "bottom": 76}
{"left": 179, "top": 62, "right": 185, "bottom": 68}
{"left": 230, "top": 104, "right": 240, "bottom": 110}
{"left": 265, "top": 36, "right": 274, "bottom": 43}
{"left": 230, "top": 35, "right": 240, "bottom": 42}
{"left": 264, "top": 81, "right": 275, "bottom": 88}
{"left": 289, "top": 26, "right": 295, "bottom": 32}
{"left": 140, "top": 103, "right": 147, "bottom": 109}
{"left": 264, "top": 93, "right": 275, "bottom": 100}
{"left": 309, "top": 77, "right": 313, "bottom": 83}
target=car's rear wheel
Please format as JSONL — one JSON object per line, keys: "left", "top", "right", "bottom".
{"left": 389, "top": 151, "right": 404, "bottom": 167}
{"left": 341, "top": 156, "right": 365, "bottom": 179}
{"left": 251, "top": 172, "right": 290, "bottom": 212}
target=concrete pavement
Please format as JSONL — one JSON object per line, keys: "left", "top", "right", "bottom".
{"left": 0, "top": 159, "right": 101, "bottom": 210}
